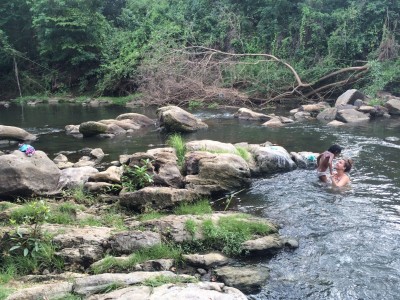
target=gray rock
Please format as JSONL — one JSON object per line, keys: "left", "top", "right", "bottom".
{"left": 0, "top": 125, "right": 36, "bottom": 141}
{"left": 317, "top": 107, "right": 338, "bottom": 121}
{"left": 241, "top": 234, "right": 284, "bottom": 253}
{"left": 73, "top": 271, "right": 177, "bottom": 296}
{"left": 109, "top": 231, "right": 162, "bottom": 255}
{"left": 385, "top": 98, "right": 400, "bottom": 115}
{"left": 182, "top": 253, "right": 229, "bottom": 268}
{"left": 119, "top": 187, "right": 198, "bottom": 212}
{"left": 116, "top": 113, "right": 155, "bottom": 126}
{"left": 58, "top": 166, "right": 99, "bottom": 189}
{"left": 5, "top": 282, "right": 73, "bottom": 300}
{"left": 233, "top": 108, "right": 270, "bottom": 121}
{"left": 157, "top": 106, "right": 208, "bottom": 133}
{"left": 214, "top": 266, "right": 269, "bottom": 294}
{"left": 250, "top": 145, "right": 297, "bottom": 174}
{"left": 336, "top": 108, "right": 370, "bottom": 123}
{"left": 85, "top": 281, "right": 247, "bottom": 300}
{"left": 0, "top": 150, "right": 61, "bottom": 197}
{"left": 146, "top": 148, "right": 183, "bottom": 188}
{"left": 335, "top": 89, "right": 366, "bottom": 107}
{"left": 79, "top": 121, "right": 108, "bottom": 137}
{"left": 184, "top": 152, "right": 251, "bottom": 196}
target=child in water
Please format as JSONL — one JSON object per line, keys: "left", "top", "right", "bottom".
{"left": 317, "top": 144, "right": 342, "bottom": 182}
{"left": 18, "top": 143, "right": 36, "bottom": 157}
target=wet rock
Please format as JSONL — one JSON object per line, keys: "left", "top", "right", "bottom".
{"left": 385, "top": 98, "right": 400, "bottom": 115}
{"left": 214, "top": 266, "right": 269, "bottom": 294}
{"left": 233, "top": 108, "right": 270, "bottom": 121}
{"left": 0, "top": 125, "right": 36, "bottom": 141}
{"left": 336, "top": 108, "right": 370, "bottom": 123}
{"left": 157, "top": 106, "right": 208, "bottom": 133}
{"left": 79, "top": 121, "right": 108, "bottom": 137}
{"left": 182, "top": 253, "right": 229, "bottom": 268}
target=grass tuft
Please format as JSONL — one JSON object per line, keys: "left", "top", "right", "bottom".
{"left": 143, "top": 275, "right": 197, "bottom": 288}
{"left": 167, "top": 134, "right": 186, "bottom": 167}
{"left": 173, "top": 200, "right": 212, "bottom": 215}
{"left": 91, "top": 244, "right": 182, "bottom": 274}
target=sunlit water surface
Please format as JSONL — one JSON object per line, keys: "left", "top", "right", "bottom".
{"left": 1, "top": 104, "right": 400, "bottom": 299}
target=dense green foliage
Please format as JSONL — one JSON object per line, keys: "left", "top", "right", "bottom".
{"left": 0, "top": 0, "right": 399, "bottom": 100}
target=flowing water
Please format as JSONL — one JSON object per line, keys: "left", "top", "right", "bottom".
{"left": 1, "top": 103, "right": 400, "bottom": 299}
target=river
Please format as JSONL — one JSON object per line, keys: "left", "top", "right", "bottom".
{"left": 1, "top": 103, "right": 400, "bottom": 299}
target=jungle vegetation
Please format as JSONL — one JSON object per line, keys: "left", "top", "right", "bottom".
{"left": 0, "top": 0, "right": 399, "bottom": 105}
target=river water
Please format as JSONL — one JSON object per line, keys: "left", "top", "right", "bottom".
{"left": 1, "top": 103, "right": 400, "bottom": 299}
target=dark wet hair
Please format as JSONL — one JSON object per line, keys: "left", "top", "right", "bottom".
{"left": 344, "top": 158, "right": 353, "bottom": 172}
{"left": 328, "top": 144, "right": 342, "bottom": 155}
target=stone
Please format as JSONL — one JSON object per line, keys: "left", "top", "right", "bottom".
{"left": 385, "top": 98, "right": 400, "bottom": 115}
{"left": 109, "top": 231, "right": 162, "bottom": 255}
{"left": 0, "top": 150, "right": 61, "bottom": 198}
{"left": 336, "top": 108, "right": 370, "bottom": 123}
{"left": 335, "top": 89, "right": 366, "bottom": 107}
{"left": 58, "top": 166, "right": 99, "bottom": 189}
{"left": 5, "top": 282, "right": 73, "bottom": 300}
{"left": 79, "top": 121, "right": 108, "bottom": 137}
{"left": 157, "top": 106, "right": 208, "bottom": 133}
{"left": 182, "top": 253, "right": 229, "bottom": 268}
{"left": 214, "top": 266, "right": 269, "bottom": 294}
{"left": 0, "top": 125, "right": 36, "bottom": 141}
{"left": 119, "top": 187, "right": 198, "bottom": 212}
{"left": 233, "top": 108, "right": 270, "bottom": 121}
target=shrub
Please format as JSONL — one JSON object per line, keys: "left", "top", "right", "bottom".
{"left": 122, "top": 159, "right": 154, "bottom": 192}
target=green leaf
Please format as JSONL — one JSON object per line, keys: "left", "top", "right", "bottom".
{"left": 23, "top": 248, "right": 29, "bottom": 257}
{"left": 9, "top": 245, "right": 21, "bottom": 252}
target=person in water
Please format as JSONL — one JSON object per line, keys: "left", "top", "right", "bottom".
{"left": 316, "top": 144, "right": 342, "bottom": 182}
{"left": 18, "top": 143, "right": 35, "bottom": 157}
{"left": 331, "top": 158, "right": 353, "bottom": 187}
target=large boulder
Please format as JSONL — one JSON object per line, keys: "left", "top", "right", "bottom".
{"left": 250, "top": 145, "right": 297, "bottom": 174}
{"left": 116, "top": 113, "right": 155, "bottom": 126}
{"left": 0, "top": 150, "right": 61, "bottom": 198}
{"left": 233, "top": 108, "right": 270, "bottom": 121}
{"left": 157, "top": 106, "right": 208, "bottom": 133}
{"left": 335, "top": 89, "right": 366, "bottom": 107}
{"left": 146, "top": 148, "right": 184, "bottom": 188}
{"left": 79, "top": 121, "right": 108, "bottom": 137}
{"left": 0, "top": 125, "right": 36, "bottom": 141}
{"left": 316, "top": 107, "right": 338, "bottom": 121}
{"left": 336, "top": 108, "right": 370, "bottom": 123}
{"left": 184, "top": 152, "right": 251, "bottom": 196}
{"left": 214, "top": 266, "right": 269, "bottom": 294}
{"left": 385, "top": 98, "right": 400, "bottom": 115}
{"left": 58, "top": 166, "right": 99, "bottom": 189}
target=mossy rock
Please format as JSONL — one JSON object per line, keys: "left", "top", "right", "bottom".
{"left": 79, "top": 121, "right": 108, "bottom": 137}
